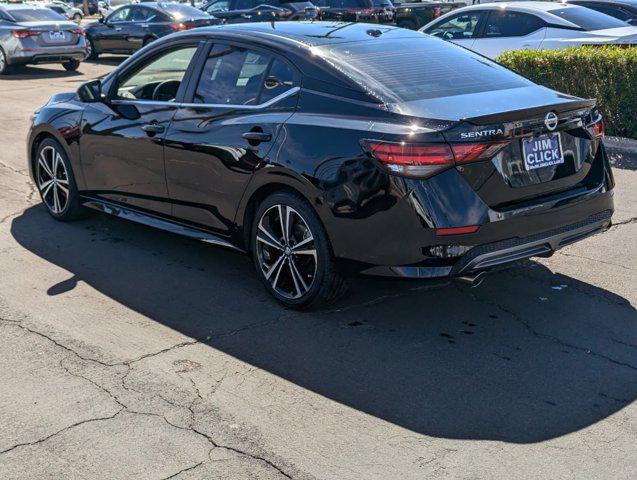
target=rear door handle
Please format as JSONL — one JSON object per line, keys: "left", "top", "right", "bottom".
{"left": 115, "top": 27, "right": 122, "bottom": 31}
{"left": 242, "top": 131, "right": 272, "bottom": 143}
{"left": 142, "top": 123, "right": 165, "bottom": 135}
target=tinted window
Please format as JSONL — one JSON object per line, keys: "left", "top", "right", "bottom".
{"left": 316, "top": 37, "right": 531, "bottom": 102}
{"left": 130, "top": 6, "right": 157, "bottom": 21}
{"left": 483, "top": 11, "right": 543, "bottom": 37}
{"left": 206, "top": 0, "right": 230, "bottom": 12}
{"left": 548, "top": 6, "right": 628, "bottom": 30}
{"left": 235, "top": 0, "right": 258, "bottom": 9}
{"left": 6, "top": 7, "right": 66, "bottom": 22}
{"left": 108, "top": 6, "right": 131, "bottom": 22}
{"left": 426, "top": 12, "right": 483, "bottom": 40}
{"left": 194, "top": 45, "right": 272, "bottom": 105}
{"left": 116, "top": 46, "right": 197, "bottom": 101}
{"left": 313, "top": 0, "right": 371, "bottom": 8}
{"left": 158, "top": 3, "right": 204, "bottom": 19}
{"left": 260, "top": 59, "right": 296, "bottom": 103}
{"left": 590, "top": 5, "right": 633, "bottom": 21}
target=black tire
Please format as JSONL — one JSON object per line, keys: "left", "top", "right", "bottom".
{"left": 142, "top": 36, "right": 156, "bottom": 48}
{"left": 62, "top": 59, "right": 80, "bottom": 71}
{"left": 252, "top": 192, "right": 347, "bottom": 309}
{"left": 0, "top": 47, "right": 12, "bottom": 75}
{"left": 34, "top": 138, "right": 87, "bottom": 221}
{"left": 86, "top": 36, "right": 98, "bottom": 60}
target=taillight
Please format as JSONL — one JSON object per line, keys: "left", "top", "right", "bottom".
{"left": 591, "top": 117, "right": 605, "bottom": 139}
{"left": 12, "top": 30, "right": 39, "bottom": 38}
{"left": 436, "top": 225, "right": 479, "bottom": 236}
{"left": 71, "top": 28, "right": 86, "bottom": 35}
{"left": 362, "top": 141, "right": 454, "bottom": 178}
{"left": 451, "top": 142, "right": 508, "bottom": 164}
{"left": 432, "top": 6, "right": 441, "bottom": 18}
{"left": 169, "top": 23, "right": 193, "bottom": 31}
{"left": 363, "top": 140, "right": 508, "bottom": 178}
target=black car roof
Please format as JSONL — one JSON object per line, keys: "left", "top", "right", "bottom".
{"left": 189, "top": 21, "right": 426, "bottom": 47}
{"left": 568, "top": 0, "right": 637, "bottom": 6}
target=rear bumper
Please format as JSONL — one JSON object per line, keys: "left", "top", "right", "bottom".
{"left": 8, "top": 48, "right": 86, "bottom": 65}
{"left": 362, "top": 207, "right": 613, "bottom": 278}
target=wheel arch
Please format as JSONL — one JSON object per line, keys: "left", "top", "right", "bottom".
{"left": 235, "top": 169, "right": 331, "bottom": 253}
{"left": 28, "top": 126, "right": 82, "bottom": 188}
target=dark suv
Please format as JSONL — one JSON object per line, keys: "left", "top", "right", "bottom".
{"left": 314, "top": 0, "right": 391, "bottom": 23}
{"left": 202, "top": 0, "right": 319, "bottom": 22}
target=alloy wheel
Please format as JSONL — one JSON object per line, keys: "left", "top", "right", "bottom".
{"left": 256, "top": 204, "right": 318, "bottom": 300}
{"left": 37, "top": 145, "right": 70, "bottom": 214}
{"left": 0, "top": 50, "right": 6, "bottom": 73}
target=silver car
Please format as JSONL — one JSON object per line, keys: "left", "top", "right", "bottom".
{"left": 0, "top": 4, "right": 87, "bottom": 74}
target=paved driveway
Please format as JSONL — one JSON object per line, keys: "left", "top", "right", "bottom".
{"left": 0, "top": 60, "right": 635, "bottom": 480}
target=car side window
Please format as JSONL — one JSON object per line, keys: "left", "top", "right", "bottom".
{"left": 259, "top": 59, "right": 296, "bottom": 103}
{"left": 130, "top": 6, "right": 155, "bottom": 22}
{"left": 426, "top": 12, "right": 483, "bottom": 40}
{"left": 483, "top": 11, "right": 543, "bottom": 38}
{"left": 193, "top": 45, "right": 272, "bottom": 105}
{"left": 115, "top": 46, "right": 198, "bottom": 101}
{"left": 108, "top": 6, "right": 131, "bottom": 22}
{"left": 235, "top": 0, "right": 257, "bottom": 9}
{"left": 206, "top": 0, "right": 230, "bottom": 12}
{"left": 593, "top": 5, "right": 632, "bottom": 21}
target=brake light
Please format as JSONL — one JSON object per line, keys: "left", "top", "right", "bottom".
{"left": 591, "top": 117, "right": 605, "bottom": 139}
{"left": 169, "top": 23, "right": 193, "bottom": 31}
{"left": 451, "top": 142, "right": 508, "bottom": 164}
{"left": 436, "top": 225, "right": 479, "bottom": 236}
{"left": 71, "top": 28, "right": 86, "bottom": 35}
{"left": 363, "top": 140, "right": 509, "bottom": 178}
{"left": 362, "top": 141, "right": 454, "bottom": 177}
{"left": 432, "top": 6, "right": 441, "bottom": 18}
{"left": 12, "top": 30, "right": 39, "bottom": 38}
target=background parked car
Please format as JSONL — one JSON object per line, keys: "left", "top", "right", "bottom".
{"left": 69, "top": 0, "right": 99, "bottom": 15}
{"left": 202, "top": 0, "right": 319, "bottom": 22}
{"left": 393, "top": 0, "right": 463, "bottom": 30}
{"left": 85, "top": 2, "right": 219, "bottom": 59}
{"left": 98, "top": 0, "right": 137, "bottom": 18}
{"left": 313, "top": 0, "right": 387, "bottom": 23}
{"left": 563, "top": 0, "right": 637, "bottom": 26}
{"left": 42, "top": 1, "right": 84, "bottom": 23}
{"left": 0, "top": 3, "right": 86, "bottom": 74}
{"left": 421, "top": 1, "right": 637, "bottom": 58}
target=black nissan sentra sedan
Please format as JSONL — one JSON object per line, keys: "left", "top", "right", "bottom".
{"left": 27, "top": 22, "right": 614, "bottom": 308}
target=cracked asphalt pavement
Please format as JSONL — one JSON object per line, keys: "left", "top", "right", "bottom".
{"left": 0, "top": 61, "right": 636, "bottom": 480}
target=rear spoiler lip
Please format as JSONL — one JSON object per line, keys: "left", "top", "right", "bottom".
{"left": 461, "top": 98, "right": 597, "bottom": 126}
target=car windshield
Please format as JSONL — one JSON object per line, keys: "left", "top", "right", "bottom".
{"left": 159, "top": 3, "right": 204, "bottom": 18}
{"left": 315, "top": 36, "right": 532, "bottom": 104}
{"left": 548, "top": 6, "right": 628, "bottom": 30}
{"left": 7, "top": 7, "right": 66, "bottom": 22}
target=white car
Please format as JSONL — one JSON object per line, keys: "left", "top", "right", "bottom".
{"left": 420, "top": 1, "right": 637, "bottom": 58}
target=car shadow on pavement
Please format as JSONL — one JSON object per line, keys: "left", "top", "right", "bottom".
{"left": 2, "top": 66, "right": 85, "bottom": 80}
{"left": 10, "top": 205, "right": 637, "bottom": 444}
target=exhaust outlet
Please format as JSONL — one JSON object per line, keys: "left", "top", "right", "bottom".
{"left": 456, "top": 271, "right": 488, "bottom": 288}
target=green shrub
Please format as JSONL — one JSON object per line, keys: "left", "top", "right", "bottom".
{"left": 498, "top": 46, "right": 637, "bottom": 139}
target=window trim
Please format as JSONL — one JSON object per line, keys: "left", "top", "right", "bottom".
{"left": 182, "top": 38, "right": 301, "bottom": 109}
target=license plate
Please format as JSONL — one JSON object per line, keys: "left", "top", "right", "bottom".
{"left": 49, "top": 31, "right": 65, "bottom": 41}
{"left": 521, "top": 133, "right": 564, "bottom": 171}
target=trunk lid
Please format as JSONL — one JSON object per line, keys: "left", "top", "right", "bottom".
{"left": 17, "top": 21, "right": 80, "bottom": 46}
{"left": 441, "top": 97, "right": 603, "bottom": 208}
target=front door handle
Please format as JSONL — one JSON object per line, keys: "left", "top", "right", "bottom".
{"left": 242, "top": 131, "right": 272, "bottom": 143}
{"left": 142, "top": 123, "right": 165, "bottom": 135}
{"left": 115, "top": 27, "right": 122, "bottom": 31}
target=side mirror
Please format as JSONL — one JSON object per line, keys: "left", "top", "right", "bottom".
{"left": 77, "top": 79, "right": 103, "bottom": 103}
{"left": 264, "top": 75, "right": 283, "bottom": 90}
{"left": 98, "top": 16, "right": 105, "bottom": 23}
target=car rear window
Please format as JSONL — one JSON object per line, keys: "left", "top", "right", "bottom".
{"left": 548, "top": 6, "right": 628, "bottom": 30}
{"left": 315, "top": 36, "right": 532, "bottom": 103}
{"left": 158, "top": 3, "right": 205, "bottom": 18}
{"left": 7, "top": 7, "right": 66, "bottom": 22}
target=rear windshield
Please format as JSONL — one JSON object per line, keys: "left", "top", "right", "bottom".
{"left": 7, "top": 7, "right": 66, "bottom": 22}
{"left": 158, "top": 3, "right": 205, "bottom": 18}
{"left": 315, "top": 36, "right": 532, "bottom": 103}
{"left": 548, "top": 6, "right": 628, "bottom": 30}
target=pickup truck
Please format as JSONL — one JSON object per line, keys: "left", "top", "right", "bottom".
{"left": 393, "top": 0, "right": 463, "bottom": 30}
